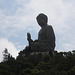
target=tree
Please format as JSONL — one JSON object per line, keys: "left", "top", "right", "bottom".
{"left": 2, "top": 48, "right": 9, "bottom": 62}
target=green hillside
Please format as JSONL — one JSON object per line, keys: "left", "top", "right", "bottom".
{"left": 0, "top": 49, "right": 75, "bottom": 75}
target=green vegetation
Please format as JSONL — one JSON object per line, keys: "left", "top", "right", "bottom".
{"left": 0, "top": 50, "right": 75, "bottom": 75}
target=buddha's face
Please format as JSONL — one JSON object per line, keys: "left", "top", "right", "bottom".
{"left": 37, "top": 17, "right": 47, "bottom": 27}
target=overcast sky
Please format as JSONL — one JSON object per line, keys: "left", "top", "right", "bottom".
{"left": 0, "top": 0, "right": 75, "bottom": 62}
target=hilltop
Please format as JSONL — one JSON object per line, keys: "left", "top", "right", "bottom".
{"left": 0, "top": 48, "right": 75, "bottom": 75}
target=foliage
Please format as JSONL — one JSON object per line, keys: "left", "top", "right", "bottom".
{"left": 2, "top": 48, "right": 15, "bottom": 62}
{"left": 2, "top": 48, "right": 9, "bottom": 62}
{"left": 0, "top": 50, "right": 75, "bottom": 75}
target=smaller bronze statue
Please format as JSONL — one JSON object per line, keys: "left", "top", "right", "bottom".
{"left": 27, "top": 13, "right": 55, "bottom": 56}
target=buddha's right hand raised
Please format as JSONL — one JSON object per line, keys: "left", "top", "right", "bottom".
{"left": 27, "top": 32, "right": 31, "bottom": 41}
